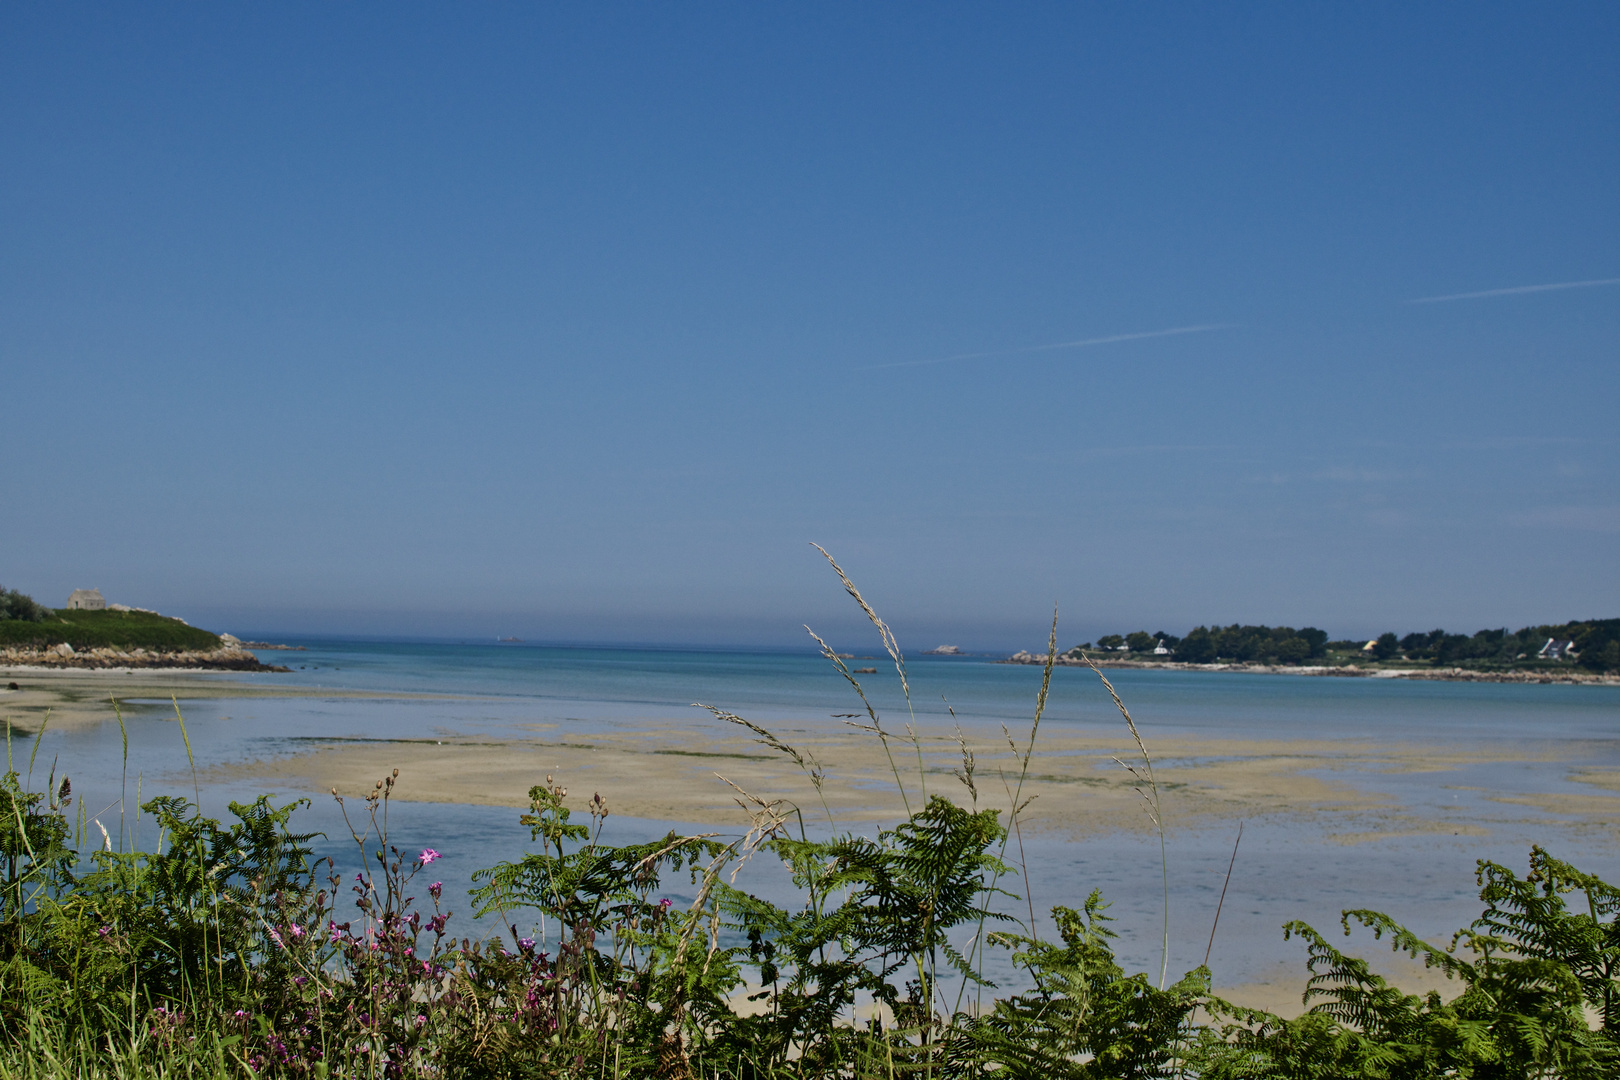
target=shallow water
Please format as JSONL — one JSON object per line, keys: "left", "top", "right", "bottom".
{"left": 10, "top": 638, "right": 1618, "bottom": 998}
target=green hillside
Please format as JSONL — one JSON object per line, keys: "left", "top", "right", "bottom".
{"left": 0, "top": 607, "right": 221, "bottom": 652}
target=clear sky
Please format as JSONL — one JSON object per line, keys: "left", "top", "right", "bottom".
{"left": 3, "top": 4, "right": 1616, "bottom": 649}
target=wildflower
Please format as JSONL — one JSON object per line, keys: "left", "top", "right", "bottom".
{"left": 428, "top": 881, "right": 442, "bottom": 899}
{"left": 658, "top": 898, "right": 673, "bottom": 909}
{"left": 329, "top": 920, "right": 343, "bottom": 943}
{"left": 415, "top": 1014, "right": 426, "bottom": 1027}
{"left": 420, "top": 848, "right": 442, "bottom": 865}
{"left": 97, "top": 925, "right": 111, "bottom": 937}
{"left": 268, "top": 928, "right": 284, "bottom": 949}
{"left": 518, "top": 937, "right": 536, "bottom": 952}
{"left": 289, "top": 923, "right": 305, "bottom": 938}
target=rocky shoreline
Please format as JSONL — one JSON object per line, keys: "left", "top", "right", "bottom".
{"left": 0, "top": 641, "right": 290, "bottom": 673}
{"left": 1000, "top": 651, "right": 1620, "bottom": 685}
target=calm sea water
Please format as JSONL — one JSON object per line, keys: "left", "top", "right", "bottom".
{"left": 15, "top": 639, "right": 1620, "bottom": 994}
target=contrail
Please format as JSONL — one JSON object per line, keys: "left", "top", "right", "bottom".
{"left": 872, "top": 323, "right": 1237, "bottom": 370}
{"left": 1408, "top": 277, "right": 1620, "bottom": 304}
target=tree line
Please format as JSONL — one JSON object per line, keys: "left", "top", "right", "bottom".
{"left": 1066, "top": 624, "right": 1329, "bottom": 665}
{"left": 1065, "top": 618, "right": 1619, "bottom": 672}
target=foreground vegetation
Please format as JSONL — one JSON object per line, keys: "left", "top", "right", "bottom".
{"left": 5, "top": 766, "right": 1615, "bottom": 1078}
{"left": 3, "top": 559, "right": 1617, "bottom": 1076}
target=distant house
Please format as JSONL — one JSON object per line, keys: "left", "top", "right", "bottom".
{"left": 1152, "top": 639, "right": 1171, "bottom": 655}
{"left": 1362, "top": 640, "right": 1378, "bottom": 653}
{"left": 66, "top": 588, "right": 106, "bottom": 611}
{"left": 1538, "top": 638, "right": 1576, "bottom": 661}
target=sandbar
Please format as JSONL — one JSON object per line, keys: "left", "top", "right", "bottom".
{"left": 0, "top": 669, "right": 448, "bottom": 734}
{"left": 205, "top": 713, "right": 1620, "bottom": 844}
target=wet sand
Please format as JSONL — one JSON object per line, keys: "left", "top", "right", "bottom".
{"left": 0, "top": 670, "right": 446, "bottom": 734}
{"left": 198, "top": 712, "right": 1620, "bottom": 847}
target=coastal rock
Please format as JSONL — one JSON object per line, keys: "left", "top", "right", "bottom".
{"left": 0, "top": 644, "right": 290, "bottom": 673}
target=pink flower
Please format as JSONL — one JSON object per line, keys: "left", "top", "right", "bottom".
{"left": 428, "top": 881, "right": 442, "bottom": 899}
{"left": 289, "top": 924, "right": 304, "bottom": 938}
{"left": 419, "top": 848, "right": 442, "bottom": 865}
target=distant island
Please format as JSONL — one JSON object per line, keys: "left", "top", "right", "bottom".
{"left": 1004, "top": 618, "right": 1620, "bottom": 681}
{"left": 0, "top": 585, "right": 287, "bottom": 671}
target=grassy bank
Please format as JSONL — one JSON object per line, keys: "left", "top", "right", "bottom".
{"left": 0, "top": 608, "right": 221, "bottom": 653}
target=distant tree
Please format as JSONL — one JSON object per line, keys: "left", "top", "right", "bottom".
{"left": 1125, "top": 631, "right": 1155, "bottom": 653}
{"left": 1096, "top": 634, "right": 1125, "bottom": 651}
{"left": 1571, "top": 620, "right": 1620, "bottom": 672}
{"left": 1275, "top": 637, "right": 1310, "bottom": 664}
{"left": 1298, "top": 627, "right": 1328, "bottom": 658}
{"left": 1176, "top": 627, "right": 1216, "bottom": 663}
{"left": 1372, "top": 632, "right": 1399, "bottom": 661}
{"left": 0, "top": 586, "right": 48, "bottom": 622}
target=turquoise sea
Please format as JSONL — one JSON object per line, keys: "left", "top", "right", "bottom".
{"left": 16, "top": 639, "right": 1620, "bottom": 996}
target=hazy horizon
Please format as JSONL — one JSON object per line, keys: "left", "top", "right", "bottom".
{"left": 4, "top": 5, "right": 1615, "bottom": 646}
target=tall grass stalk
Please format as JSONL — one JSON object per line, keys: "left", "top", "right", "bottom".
{"left": 111, "top": 697, "right": 128, "bottom": 851}
{"left": 23, "top": 711, "right": 49, "bottom": 791}
{"left": 810, "top": 543, "right": 928, "bottom": 802}
{"left": 1205, "top": 820, "right": 1243, "bottom": 968}
{"left": 1080, "top": 653, "right": 1171, "bottom": 990}
{"left": 804, "top": 624, "right": 913, "bottom": 816}
{"left": 954, "top": 610, "right": 1057, "bottom": 1019}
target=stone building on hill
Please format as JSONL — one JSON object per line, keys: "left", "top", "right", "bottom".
{"left": 66, "top": 588, "right": 106, "bottom": 610}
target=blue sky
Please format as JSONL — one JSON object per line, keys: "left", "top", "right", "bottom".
{"left": 3, "top": 4, "right": 1616, "bottom": 649}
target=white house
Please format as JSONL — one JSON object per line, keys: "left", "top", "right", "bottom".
{"left": 66, "top": 588, "right": 106, "bottom": 610}
{"left": 1538, "top": 638, "right": 1575, "bottom": 660}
